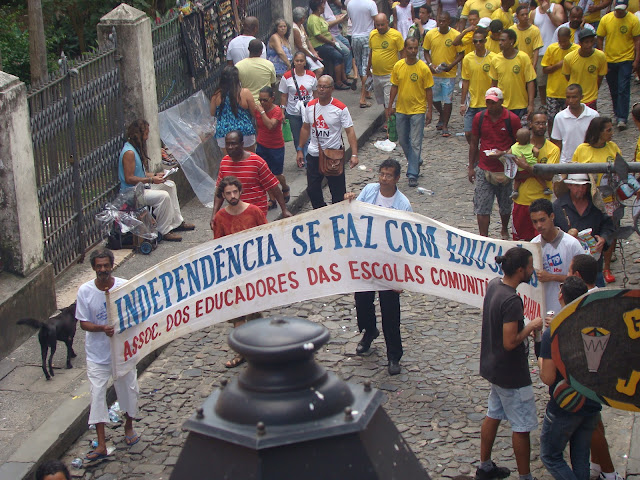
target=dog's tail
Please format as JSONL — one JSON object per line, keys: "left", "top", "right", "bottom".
{"left": 17, "top": 318, "right": 45, "bottom": 329}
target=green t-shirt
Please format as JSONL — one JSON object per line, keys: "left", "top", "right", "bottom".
{"left": 307, "top": 14, "right": 330, "bottom": 49}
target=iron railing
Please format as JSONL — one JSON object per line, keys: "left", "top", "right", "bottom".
{"left": 27, "top": 31, "right": 124, "bottom": 275}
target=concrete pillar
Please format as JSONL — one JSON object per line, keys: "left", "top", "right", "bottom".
{"left": 271, "top": 0, "right": 292, "bottom": 28}
{"left": 97, "top": 4, "right": 161, "bottom": 171}
{"left": 0, "top": 72, "right": 45, "bottom": 276}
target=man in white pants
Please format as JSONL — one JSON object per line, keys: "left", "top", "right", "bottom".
{"left": 78, "top": 248, "right": 140, "bottom": 461}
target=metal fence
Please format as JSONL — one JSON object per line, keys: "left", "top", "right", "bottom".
{"left": 27, "top": 32, "right": 124, "bottom": 275}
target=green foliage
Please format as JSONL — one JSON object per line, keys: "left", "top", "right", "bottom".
{"left": 0, "top": 6, "right": 31, "bottom": 82}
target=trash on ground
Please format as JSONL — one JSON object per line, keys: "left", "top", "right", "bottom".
{"left": 374, "top": 139, "right": 397, "bottom": 152}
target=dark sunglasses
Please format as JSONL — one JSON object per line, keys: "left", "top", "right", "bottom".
{"left": 473, "top": 39, "right": 486, "bottom": 43}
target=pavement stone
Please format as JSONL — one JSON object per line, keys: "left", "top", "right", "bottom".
{"left": 5, "top": 76, "right": 640, "bottom": 479}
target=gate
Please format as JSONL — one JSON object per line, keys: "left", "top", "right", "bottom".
{"left": 27, "top": 31, "right": 124, "bottom": 275}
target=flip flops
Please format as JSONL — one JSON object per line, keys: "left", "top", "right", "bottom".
{"left": 125, "top": 432, "right": 141, "bottom": 446}
{"left": 441, "top": 130, "right": 451, "bottom": 137}
{"left": 225, "top": 356, "right": 246, "bottom": 368}
{"left": 85, "top": 450, "right": 109, "bottom": 461}
{"left": 282, "top": 187, "right": 291, "bottom": 203}
{"left": 360, "top": 102, "right": 372, "bottom": 108}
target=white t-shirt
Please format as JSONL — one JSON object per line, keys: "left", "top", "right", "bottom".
{"left": 347, "top": 0, "right": 378, "bottom": 36}
{"left": 395, "top": 3, "right": 414, "bottom": 39}
{"left": 534, "top": 4, "right": 560, "bottom": 55}
{"left": 375, "top": 190, "right": 398, "bottom": 208}
{"left": 551, "top": 22, "right": 595, "bottom": 44}
{"left": 77, "top": 277, "right": 127, "bottom": 365}
{"left": 531, "top": 229, "right": 584, "bottom": 313}
{"left": 279, "top": 70, "right": 318, "bottom": 115}
{"left": 226, "top": 35, "right": 267, "bottom": 64}
{"left": 423, "top": 19, "right": 437, "bottom": 32}
{"left": 303, "top": 97, "right": 354, "bottom": 155}
{"left": 551, "top": 105, "right": 599, "bottom": 163}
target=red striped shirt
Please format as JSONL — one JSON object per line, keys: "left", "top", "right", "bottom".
{"left": 216, "top": 153, "right": 280, "bottom": 214}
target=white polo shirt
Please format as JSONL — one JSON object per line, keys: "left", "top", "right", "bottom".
{"left": 303, "top": 97, "right": 354, "bottom": 156}
{"left": 551, "top": 104, "right": 599, "bottom": 163}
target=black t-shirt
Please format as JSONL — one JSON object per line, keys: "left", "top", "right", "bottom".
{"left": 479, "top": 277, "right": 532, "bottom": 389}
{"left": 540, "top": 328, "right": 602, "bottom": 416}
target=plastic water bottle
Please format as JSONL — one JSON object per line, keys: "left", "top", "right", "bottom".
{"left": 388, "top": 114, "right": 398, "bottom": 142}
{"left": 91, "top": 440, "right": 99, "bottom": 448}
{"left": 71, "top": 458, "right": 83, "bottom": 469}
{"left": 416, "top": 187, "right": 435, "bottom": 195}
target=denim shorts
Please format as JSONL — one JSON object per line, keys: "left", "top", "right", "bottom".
{"left": 256, "top": 144, "right": 285, "bottom": 175}
{"left": 487, "top": 384, "right": 538, "bottom": 432}
{"left": 464, "top": 107, "right": 485, "bottom": 132}
{"left": 351, "top": 35, "right": 369, "bottom": 77}
{"left": 432, "top": 77, "right": 455, "bottom": 104}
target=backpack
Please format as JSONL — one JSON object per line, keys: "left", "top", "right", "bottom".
{"left": 477, "top": 109, "right": 516, "bottom": 143}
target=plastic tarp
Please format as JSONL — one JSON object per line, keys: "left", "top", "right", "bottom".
{"left": 158, "top": 90, "right": 219, "bottom": 208}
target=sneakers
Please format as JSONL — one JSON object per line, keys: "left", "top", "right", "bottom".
{"left": 599, "top": 472, "right": 624, "bottom": 480}
{"left": 388, "top": 360, "right": 401, "bottom": 375}
{"left": 356, "top": 329, "right": 380, "bottom": 355}
{"left": 475, "top": 462, "right": 510, "bottom": 480}
{"left": 617, "top": 120, "right": 627, "bottom": 131}
{"left": 408, "top": 177, "right": 418, "bottom": 187}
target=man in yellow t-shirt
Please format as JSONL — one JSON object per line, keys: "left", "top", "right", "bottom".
{"left": 511, "top": 111, "right": 560, "bottom": 240}
{"left": 453, "top": 9, "right": 481, "bottom": 55}
{"left": 368, "top": 13, "right": 405, "bottom": 109}
{"left": 458, "top": 0, "right": 499, "bottom": 29}
{"left": 424, "top": 12, "right": 465, "bottom": 136}
{"left": 489, "top": 29, "right": 536, "bottom": 122}
{"left": 583, "top": 0, "right": 612, "bottom": 28}
{"left": 541, "top": 27, "right": 579, "bottom": 131}
{"left": 562, "top": 28, "right": 607, "bottom": 109}
{"left": 486, "top": 19, "right": 504, "bottom": 53}
{"left": 509, "top": 6, "right": 544, "bottom": 67}
{"left": 491, "top": 0, "right": 516, "bottom": 29}
{"left": 388, "top": 37, "right": 434, "bottom": 187}
{"left": 596, "top": 0, "right": 640, "bottom": 129}
{"left": 461, "top": 31, "right": 496, "bottom": 142}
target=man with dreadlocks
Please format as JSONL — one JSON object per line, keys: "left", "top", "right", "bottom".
{"left": 118, "top": 119, "right": 195, "bottom": 242}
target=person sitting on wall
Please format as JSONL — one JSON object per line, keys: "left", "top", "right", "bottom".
{"left": 118, "top": 119, "right": 194, "bottom": 242}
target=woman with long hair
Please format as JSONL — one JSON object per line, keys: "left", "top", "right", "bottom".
{"left": 210, "top": 65, "right": 259, "bottom": 154}
{"left": 571, "top": 116, "right": 622, "bottom": 283}
{"left": 118, "top": 119, "right": 194, "bottom": 242}
{"left": 279, "top": 50, "right": 318, "bottom": 161}
{"left": 267, "top": 18, "right": 294, "bottom": 76}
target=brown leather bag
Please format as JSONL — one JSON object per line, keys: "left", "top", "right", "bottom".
{"left": 314, "top": 103, "right": 345, "bottom": 177}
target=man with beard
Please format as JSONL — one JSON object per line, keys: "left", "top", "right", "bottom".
{"left": 213, "top": 176, "right": 267, "bottom": 368}
{"left": 552, "top": 7, "right": 596, "bottom": 45}
{"left": 511, "top": 111, "right": 560, "bottom": 240}
{"left": 477, "top": 247, "right": 543, "bottom": 480}
{"left": 78, "top": 249, "right": 140, "bottom": 461}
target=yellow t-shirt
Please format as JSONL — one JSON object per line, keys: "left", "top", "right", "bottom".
{"left": 461, "top": 51, "right": 496, "bottom": 108}
{"left": 629, "top": 0, "right": 639, "bottom": 13}
{"left": 423, "top": 28, "right": 463, "bottom": 78}
{"left": 461, "top": 31, "right": 475, "bottom": 55}
{"left": 572, "top": 141, "right": 622, "bottom": 185}
{"left": 369, "top": 28, "right": 405, "bottom": 76}
{"left": 561, "top": 49, "right": 607, "bottom": 103}
{"left": 636, "top": 134, "right": 640, "bottom": 162}
{"left": 596, "top": 12, "right": 640, "bottom": 63}
{"left": 486, "top": 35, "right": 502, "bottom": 54}
{"left": 491, "top": 8, "right": 515, "bottom": 29}
{"left": 584, "top": 0, "right": 606, "bottom": 23}
{"left": 489, "top": 50, "right": 537, "bottom": 109}
{"left": 509, "top": 25, "right": 544, "bottom": 63}
{"left": 390, "top": 59, "right": 435, "bottom": 114}
{"left": 541, "top": 42, "right": 579, "bottom": 99}
{"left": 514, "top": 140, "right": 560, "bottom": 206}
{"left": 462, "top": 0, "right": 499, "bottom": 19}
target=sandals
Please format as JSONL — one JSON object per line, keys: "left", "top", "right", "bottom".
{"left": 85, "top": 450, "right": 109, "bottom": 461}
{"left": 360, "top": 102, "right": 372, "bottom": 108}
{"left": 162, "top": 232, "right": 182, "bottom": 242}
{"left": 441, "top": 130, "right": 451, "bottom": 137}
{"left": 267, "top": 199, "right": 277, "bottom": 210}
{"left": 335, "top": 83, "right": 350, "bottom": 90}
{"left": 125, "top": 431, "right": 141, "bottom": 446}
{"left": 225, "top": 356, "right": 246, "bottom": 368}
{"left": 172, "top": 221, "right": 195, "bottom": 232}
{"left": 436, "top": 122, "right": 443, "bottom": 131}
{"left": 282, "top": 187, "right": 291, "bottom": 203}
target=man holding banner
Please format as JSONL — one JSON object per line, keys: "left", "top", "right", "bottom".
{"left": 477, "top": 247, "right": 542, "bottom": 480}
{"left": 78, "top": 249, "right": 140, "bottom": 461}
{"left": 345, "top": 158, "right": 412, "bottom": 376}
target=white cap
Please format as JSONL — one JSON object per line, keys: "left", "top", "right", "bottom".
{"left": 485, "top": 87, "right": 504, "bottom": 101}
{"left": 564, "top": 173, "right": 591, "bottom": 185}
{"left": 478, "top": 17, "right": 491, "bottom": 28}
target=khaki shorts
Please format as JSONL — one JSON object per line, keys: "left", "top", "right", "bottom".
{"left": 536, "top": 61, "right": 547, "bottom": 88}
{"left": 373, "top": 74, "right": 395, "bottom": 108}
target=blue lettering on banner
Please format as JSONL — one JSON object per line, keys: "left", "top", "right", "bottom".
{"left": 446, "top": 231, "right": 502, "bottom": 272}
{"left": 385, "top": 220, "right": 440, "bottom": 257}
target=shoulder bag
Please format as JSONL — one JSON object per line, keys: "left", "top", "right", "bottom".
{"left": 291, "top": 68, "right": 307, "bottom": 117}
{"left": 314, "top": 103, "right": 345, "bottom": 177}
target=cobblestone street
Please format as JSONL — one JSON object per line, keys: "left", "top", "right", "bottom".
{"left": 60, "top": 82, "right": 640, "bottom": 479}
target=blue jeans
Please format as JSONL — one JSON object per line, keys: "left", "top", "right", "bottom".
{"left": 540, "top": 408, "right": 600, "bottom": 480}
{"left": 606, "top": 61, "right": 633, "bottom": 122}
{"left": 286, "top": 112, "right": 308, "bottom": 161}
{"left": 396, "top": 112, "right": 425, "bottom": 179}
{"left": 335, "top": 34, "right": 353, "bottom": 76}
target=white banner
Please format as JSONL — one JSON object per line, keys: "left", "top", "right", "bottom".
{"left": 107, "top": 201, "right": 544, "bottom": 378}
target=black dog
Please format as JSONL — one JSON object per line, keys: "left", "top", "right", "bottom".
{"left": 17, "top": 303, "right": 78, "bottom": 380}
